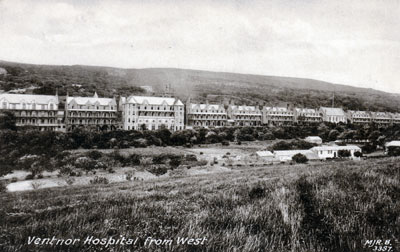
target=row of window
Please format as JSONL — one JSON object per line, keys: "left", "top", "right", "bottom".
{"left": 2, "top": 102, "right": 56, "bottom": 110}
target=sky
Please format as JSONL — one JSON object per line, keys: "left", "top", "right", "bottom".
{"left": 0, "top": 0, "right": 399, "bottom": 93}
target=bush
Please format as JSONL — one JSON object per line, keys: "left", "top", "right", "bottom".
{"left": 249, "top": 184, "right": 265, "bottom": 199}
{"left": 25, "top": 174, "right": 34, "bottom": 180}
{"left": 221, "top": 140, "right": 230, "bottom": 146}
{"left": 354, "top": 151, "right": 363, "bottom": 157}
{"left": 87, "top": 150, "right": 103, "bottom": 160}
{"left": 65, "top": 177, "right": 75, "bottom": 186}
{"left": 0, "top": 181, "right": 7, "bottom": 193}
{"left": 387, "top": 146, "right": 400, "bottom": 156}
{"left": 10, "top": 177, "right": 18, "bottom": 183}
{"left": 90, "top": 176, "right": 109, "bottom": 185}
{"left": 338, "top": 150, "right": 351, "bottom": 158}
{"left": 292, "top": 153, "right": 308, "bottom": 164}
{"left": 185, "top": 154, "right": 198, "bottom": 162}
{"left": 146, "top": 165, "right": 168, "bottom": 176}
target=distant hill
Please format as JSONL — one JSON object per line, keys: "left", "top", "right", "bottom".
{"left": 0, "top": 60, "right": 399, "bottom": 112}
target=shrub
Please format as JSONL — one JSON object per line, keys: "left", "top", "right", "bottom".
{"left": 387, "top": 146, "right": 400, "bottom": 156}
{"left": 25, "top": 174, "right": 34, "bottom": 180}
{"left": 338, "top": 150, "right": 351, "bottom": 158}
{"left": 90, "top": 176, "right": 109, "bottom": 184}
{"left": 292, "top": 153, "right": 308, "bottom": 164}
{"left": 87, "top": 150, "right": 103, "bottom": 160}
{"left": 124, "top": 154, "right": 141, "bottom": 166}
{"left": 10, "top": 177, "right": 18, "bottom": 183}
{"left": 65, "top": 177, "right": 75, "bottom": 186}
{"left": 169, "top": 158, "right": 182, "bottom": 169}
{"left": 31, "top": 181, "right": 42, "bottom": 190}
{"left": 108, "top": 168, "right": 115, "bottom": 173}
{"left": 354, "top": 151, "right": 363, "bottom": 157}
{"left": 221, "top": 140, "right": 230, "bottom": 146}
{"left": 146, "top": 165, "right": 168, "bottom": 176}
{"left": 0, "top": 181, "right": 7, "bottom": 193}
{"left": 249, "top": 184, "right": 265, "bottom": 199}
{"left": 185, "top": 154, "right": 197, "bottom": 162}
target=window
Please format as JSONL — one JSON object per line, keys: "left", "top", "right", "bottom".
{"left": 50, "top": 104, "right": 54, "bottom": 110}
{"left": 2, "top": 102, "right": 6, "bottom": 109}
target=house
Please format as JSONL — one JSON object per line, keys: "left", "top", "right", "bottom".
{"left": 305, "top": 136, "right": 323, "bottom": 145}
{"left": 120, "top": 95, "right": 184, "bottom": 131}
{"left": 319, "top": 107, "right": 347, "bottom": 124}
{"left": 273, "top": 150, "right": 319, "bottom": 162}
{"left": 311, "top": 145, "right": 361, "bottom": 160}
{"left": 65, "top": 92, "right": 118, "bottom": 132}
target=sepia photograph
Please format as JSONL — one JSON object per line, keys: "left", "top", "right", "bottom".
{"left": 0, "top": 0, "right": 399, "bottom": 251}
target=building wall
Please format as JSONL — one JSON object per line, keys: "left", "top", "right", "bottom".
{"left": 122, "top": 98, "right": 184, "bottom": 131}
{"left": 65, "top": 97, "right": 118, "bottom": 132}
{"left": 186, "top": 103, "right": 227, "bottom": 128}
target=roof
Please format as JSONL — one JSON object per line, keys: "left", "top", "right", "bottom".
{"left": 125, "top": 96, "right": 183, "bottom": 106}
{"left": 190, "top": 103, "right": 225, "bottom": 110}
{"left": 385, "top": 141, "right": 400, "bottom": 147}
{"left": 0, "top": 93, "right": 59, "bottom": 104}
{"left": 320, "top": 107, "right": 346, "bottom": 116}
{"left": 311, "top": 145, "right": 361, "bottom": 151}
{"left": 67, "top": 96, "right": 116, "bottom": 106}
{"left": 305, "top": 136, "right": 322, "bottom": 141}
{"left": 264, "top": 106, "right": 291, "bottom": 112}
{"left": 295, "top": 108, "right": 318, "bottom": 113}
{"left": 229, "top": 105, "right": 260, "bottom": 111}
{"left": 256, "top": 151, "right": 274, "bottom": 157}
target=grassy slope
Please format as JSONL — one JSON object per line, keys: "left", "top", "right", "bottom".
{"left": 1, "top": 158, "right": 399, "bottom": 252}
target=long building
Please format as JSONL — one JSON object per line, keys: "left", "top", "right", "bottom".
{"left": 263, "top": 106, "right": 295, "bottom": 126}
{"left": 0, "top": 93, "right": 65, "bottom": 131}
{"left": 186, "top": 101, "right": 227, "bottom": 128}
{"left": 371, "top": 111, "right": 392, "bottom": 125}
{"left": 346, "top": 110, "right": 372, "bottom": 124}
{"left": 227, "top": 104, "right": 262, "bottom": 126}
{"left": 120, "top": 95, "right": 184, "bottom": 131}
{"left": 294, "top": 108, "right": 322, "bottom": 125}
{"left": 65, "top": 92, "right": 118, "bottom": 132}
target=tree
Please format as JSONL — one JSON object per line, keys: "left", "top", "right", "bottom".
{"left": 338, "top": 150, "right": 351, "bottom": 158}
{"left": 354, "top": 151, "right": 363, "bottom": 158}
{"left": 292, "top": 153, "right": 308, "bottom": 163}
{"left": 328, "top": 130, "right": 340, "bottom": 141}
{"left": 0, "top": 111, "right": 17, "bottom": 131}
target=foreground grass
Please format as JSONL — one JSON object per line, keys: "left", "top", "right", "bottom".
{"left": 0, "top": 158, "right": 399, "bottom": 252}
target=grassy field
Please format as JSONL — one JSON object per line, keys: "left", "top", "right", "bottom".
{"left": 0, "top": 158, "right": 399, "bottom": 251}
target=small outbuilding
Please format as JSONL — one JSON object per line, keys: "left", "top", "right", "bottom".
{"left": 273, "top": 150, "right": 319, "bottom": 162}
{"left": 256, "top": 151, "right": 274, "bottom": 162}
{"left": 311, "top": 145, "right": 361, "bottom": 160}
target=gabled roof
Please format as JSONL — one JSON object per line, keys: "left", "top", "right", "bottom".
{"left": 264, "top": 106, "right": 291, "bottom": 112}
{"left": 190, "top": 103, "right": 225, "bottom": 110}
{"left": 125, "top": 96, "right": 183, "bottom": 106}
{"left": 320, "top": 107, "right": 346, "bottom": 116}
{"left": 295, "top": 108, "right": 318, "bottom": 113}
{"left": 230, "top": 105, "right": 260, "bottom": 111}
{"left": 67, "top": 93, "right": 116, "bottom": 106}
{"left": 0, "top": 93, "right": 59, "bottom": 104}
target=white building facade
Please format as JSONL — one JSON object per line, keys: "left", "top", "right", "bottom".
{"left": 120, "top": 96, "right": 184, "bottom": 131}
{"left": 65, "top": 93, "right": 118, "bottom": 132}
{"left": 319, "top": 107, "right": 347, "bottom": 124}
{"left": 186, "top": 102, "right": 227, "bottom": 128}
{"left": 0, "top": 93, "right": 65, "bottom": 131}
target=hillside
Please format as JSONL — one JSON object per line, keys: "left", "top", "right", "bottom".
{"left": 0, "top": 60, "right": 399, "bottom": 112}
{"left": 1, "top": 158, "right": 399, "bottom": 251}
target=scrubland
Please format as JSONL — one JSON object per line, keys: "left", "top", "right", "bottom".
{"left": 0, "top": 158, "right": 399, "bottom": 251}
